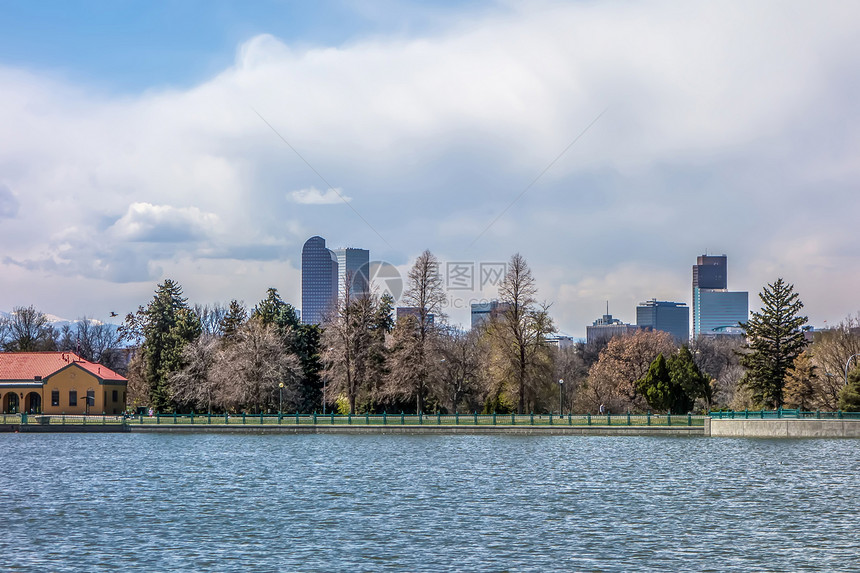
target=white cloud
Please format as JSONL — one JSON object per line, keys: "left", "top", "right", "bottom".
{"left": 1, "top": 1, "right": 859, "bottom": 332}
{"left": 108, "top": 202, "right": 219, "bottom": 243}
{"left": 288, "top": 187, "right": 351, "bottom": 205}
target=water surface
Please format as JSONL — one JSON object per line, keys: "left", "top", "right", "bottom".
{"left": 1, "top": 433, "right": 856, "bottom": 571}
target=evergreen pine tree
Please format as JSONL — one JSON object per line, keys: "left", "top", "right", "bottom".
{"left": 740, "top": 278, "right": 808, "bottom": 409}
{"left": 636, "top": 353, "right": 675, "bottom": 412}
{"left": 220, "top": 299, "right": 247, "bottom": 341}
{"left": 838, "top": 367, "right": 860, "bottom": 412}
{"left": 667, "top": 346, "right": 712, "bottom": 412}
{"left": 142, "top": 280, "right": 202, "bottom": 412}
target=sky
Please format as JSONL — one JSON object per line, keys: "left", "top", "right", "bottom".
{"left": 1, "top": 0, "right": 859, "bottom": 337}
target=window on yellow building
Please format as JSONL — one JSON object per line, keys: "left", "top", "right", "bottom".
{"left": 112, "top": 390, "right": 118, "bottom": 402}
{"left": 69, "top": 390, "right": 77, "bottom": 406}
{"left": 51, "top": 389, "right": 59, "bottom": 406}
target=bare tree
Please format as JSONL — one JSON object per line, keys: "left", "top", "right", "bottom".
{"left": 169, "top": 334, "right": 220, "bottom": 413}
{"left": 395, "top": 250, "right": 447, "bottom": 414}
{"left": 489, "top": 253, "right": 556, "bottom": 414}
{"left": 58, "top": 317, "right": 123, "bottom": 369}
{"left": 578, "top": 330, "right": 677, "bottom": 413}
{"left": 212, "top": 320, "right": 302, "bottom": 413}
{"left": 435, "top": 326, "right": 484, "bottom": 413}
{"left": 809, "top": 314, "right": 860, "bottom": 409}
{"left": 194, "top": 303, "right": 230, "bottom": 337}
{"left": 690, "top": 335, "right": 745, "bottom": 409}
{"left": 322, "top": 274, "right": 387, "bottom": 414}
{"left": 2, "top": 305, "right": 57, "bottom": 351}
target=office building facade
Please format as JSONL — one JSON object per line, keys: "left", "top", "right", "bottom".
{"left": 692, "top": 254, "right": 748, "bottom": 337}
{"left": 301, "top": 236, "right": 338, "bottom": 324}
{"left": 586, "top": 312, "right": 640, "bottom": 344}
{"left": 470, "top": 301, "right": 511, "bottom": 330}
{"left": 636, "top": 300, "right": 689, "bottom": 343}
{"left": 333, "top": 247, "right": 370, "bottom": 300}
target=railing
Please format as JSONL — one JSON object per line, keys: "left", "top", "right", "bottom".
{"left": 3, "top": 411, "right": 707, "bottom": 427}
{"left": 709, "top": 409, "right": 860, "bottom": 420}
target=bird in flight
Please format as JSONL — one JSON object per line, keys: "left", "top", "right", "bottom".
{"left": 110, "top": 311, "right": 118, "bottom": 317}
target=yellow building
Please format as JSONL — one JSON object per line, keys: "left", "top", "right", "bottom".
{"left": 0, "top": 352, "right": 127, "bottom": 415}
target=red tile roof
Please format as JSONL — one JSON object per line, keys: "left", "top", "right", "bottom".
{"left": 0, "top": 352, "right": 126, "bottom": 382}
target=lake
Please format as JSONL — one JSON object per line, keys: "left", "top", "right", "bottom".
{"left": 1, "top": 433, "right": 857, "bottom": 571}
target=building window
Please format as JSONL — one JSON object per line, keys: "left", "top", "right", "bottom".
{"left": 69, "top": 390, "right": 77, "bottom": 406}
{"left": 51, "top": 389, "right": 59, "bottom": 406}
{"left": 112, "top": 390, "right": 118, "bottom": 402}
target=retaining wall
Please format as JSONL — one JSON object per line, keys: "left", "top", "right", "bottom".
{"left": 706, "top": 417, "right": 860, "bottom": 438}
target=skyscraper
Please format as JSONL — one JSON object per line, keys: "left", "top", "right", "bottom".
{"left": 692, "top": 254, "right": 748, "bottom": 337}
{"left": 301, "top": 236, "right": 338, "bottom": 325}
{"left": 333, "top": 247, "right": 370, "bottom": 300}
{"left": 636, "top": 299, "right": 689, "bottom": 342}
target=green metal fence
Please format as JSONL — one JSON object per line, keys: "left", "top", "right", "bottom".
{"left": 709, "top": 409, "right": 860, "bottom": 420}
{"left": 4, "top": 411, "right": 707, "bottom": 427}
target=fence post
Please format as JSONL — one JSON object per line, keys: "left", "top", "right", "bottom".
{"left": 313, "top": 411, "right": 317, "bottom": 424}
{"left": 647, "top": 411, "right": 651, "bottom": 426}
{"left": 493, "top": 411, "right": 496, "bottom": 425}
{"left": 401, "top": 411, "right": 404, "bottom": 425}
{"left": 242, "top": 412, "right": 246, "bottom": 425}
{"left": 83, "top": 412, "right": 87, "bottom": 426}
{"left": 437, "top": 412, "right": 441, "bottom": 425}
{"left": 455, "top": 411, "right": 459, "bottom": 425}
{"left": 587, "top": 413, "right": 591, "bottom": 426}
{"left": 366, "top": 413, "right": 369, "bottom": 425}
{"left": 348, "top": 413, "right": 352, "bottom": 425}
{"left": 22, "top": 412, "right": 28, "bottom": 425}
{"left": 667, "top": 412, "right": 672, "bottom": 426}
{"left": 568, "top": 413, "right": 572, "bottom": 426}
{"left": 530, "top": 412, "right": 534, "bottom": 425}
{"left": 331, "top": 412, "right": 334, "bottom": 425}
{"left": 549, "top": 413, "right": 553, "bottom": 426}
{"left": 208, "top": 411, "right": 212, "bottom": 424}
{"left": 688, "top": 413, "right": 692, "bottom": 426}
{"left": 838, "top": 410, "right": 843, "bottom": 419}
{"left": 816, "top": 409, "right": 820, "bottom": 419}
{"left": 261, "top": 412, "right": 265, "bottom": 425}
{"left": 383, "top": 411, "right": 387, "bottom": 425}
{"left": 512, "top": 413, "right": 515, "bottom": 426}
{"left": 173, "top": 411, "right": 177, "bottom": 424}
{"left": 225, "top": 412, "right": 229, "bottom": 424}
{"left": 278, "top": 412, "right": 282, "bottom": 425}
{"left": 102, "top": 412, "right": 106, "bottom": 425}
{"left": 474, "top": 411, "right": 478, "bottom": 425}
{"left": 607, "top": 413, "right": 611, "bottom": 426}
{"left": 627, "top": 410, "right": 631, "bottom": 426}
{"left": 296, "top": 412, "right": 300, "bottom": 425}
{"left": 419, "top": 411, "right": 423, "bottom": 425}
{"left": 190, "top": 411, "right": 194, "bottom": 425}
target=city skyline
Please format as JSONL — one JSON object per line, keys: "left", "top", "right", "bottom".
{"left": 1, "top": 2, "right": 859, "bottom": 338}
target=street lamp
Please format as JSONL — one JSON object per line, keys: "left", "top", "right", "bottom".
{"left": 558, "top": 379, "right": 564, "bottom": 415}
{"left": 845, "top": 354, "right": 860, "bottom": 386}
{"left": 279, "top": 382, "right": 284, "bottom": 415}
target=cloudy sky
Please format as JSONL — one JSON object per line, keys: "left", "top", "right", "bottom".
{"left": 1, "top": 0, "right": 858, "bottom": 337}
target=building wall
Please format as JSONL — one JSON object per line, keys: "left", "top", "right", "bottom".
{"left": 334, "top": 248, "right": 370, "bottom": 299}
{"left": 301, "top": 236, "right": 339, "bottom": 324}
{"left": 636, "top": 301, "right": 689, "bottom": 342}
{"left": 694, "top": 289, "right": 749, "bottom": 336}
{"left": 1, "top": 368, "right": 127, "bottom": 415}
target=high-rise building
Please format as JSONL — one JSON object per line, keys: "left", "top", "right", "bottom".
{"left": 693, "top": 255, "right": 727, "bottom": 290}
{"left": 693, "top": 290, "right": 749, "bottom": 336}
{"left": 333, "top": 247, "right": 370, "bottom": 300}
{"left": 636, "top": 300, "right": 690, "bottom": 343}
{"left": 586, "top": 308, "right": 640, "bottom": 344}
{"left": 692, "top": 254, "right": 748, "bottom": 337}
{"left": 470, "top": 301, "right": 511, "bottom": 330}
{"left": 301, "top": 236, "right": 338, "bottom": 324}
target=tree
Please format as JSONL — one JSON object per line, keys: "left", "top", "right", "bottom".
{"left": 838, "top": 367, "right": 860, "bottom": 412}
{"left": 740, "top": 278, "right": 808, "bottom": 409}
{"left": 134, "top": 279, "right": 202, "bottom": 412}
{"left": 168, "top": 334, "right": 220, "bottom": 413}
{"left": 637, "top": 347, "right": 710, "bottom": 414}
{"left": 212, "top": 319, "right": 302, "bottom": 413}
{"left": 435, "top": 326, "right": 484, "bottom": 413}
{"left": 808, "top": 314, "right": 860, "bottom": 409}
{"left": 578, "top": 330, "right": 677, "bottom": 413}
{"left": 2, "top": 305, "right": 57, "bottom": 351}
{"left": 690, "top": 336, "right": 745, "bottom": 409}
{"left": 193, "top": 303, "right": 230, "bottom": 337}
{"left": 220, "top": 300, "right": 248, "bottom": 342}
{"left": 57, "top": 317, "right": 123, "bottom": 371}
{"left": 783, "top": 351, "right": 820, "bottom": 410}
{"left": 488, "top": 253, "right": 555, "bottom": 414}
{"left": 396, "top": 250, "right": 447, "bottom": 414}
{"left": 251, "top": 287, "right": 321, "bottom": 410}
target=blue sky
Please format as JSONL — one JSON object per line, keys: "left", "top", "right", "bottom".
{"left": 1, "top": 0, "right": 859, "bottom": 336}
{"left": 0, "top": 0, "right": 489, "bottom": 91}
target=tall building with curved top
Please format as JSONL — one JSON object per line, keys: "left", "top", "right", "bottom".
{"left": 301, "top": 236, "right": 338, "bottom": 324}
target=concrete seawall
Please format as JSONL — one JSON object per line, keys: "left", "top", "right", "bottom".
{"left": 706, "top": 418, "right": 860, "bottom": 438}
{"left": 128, "top": 424, "right": 704, "bottom": 437}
